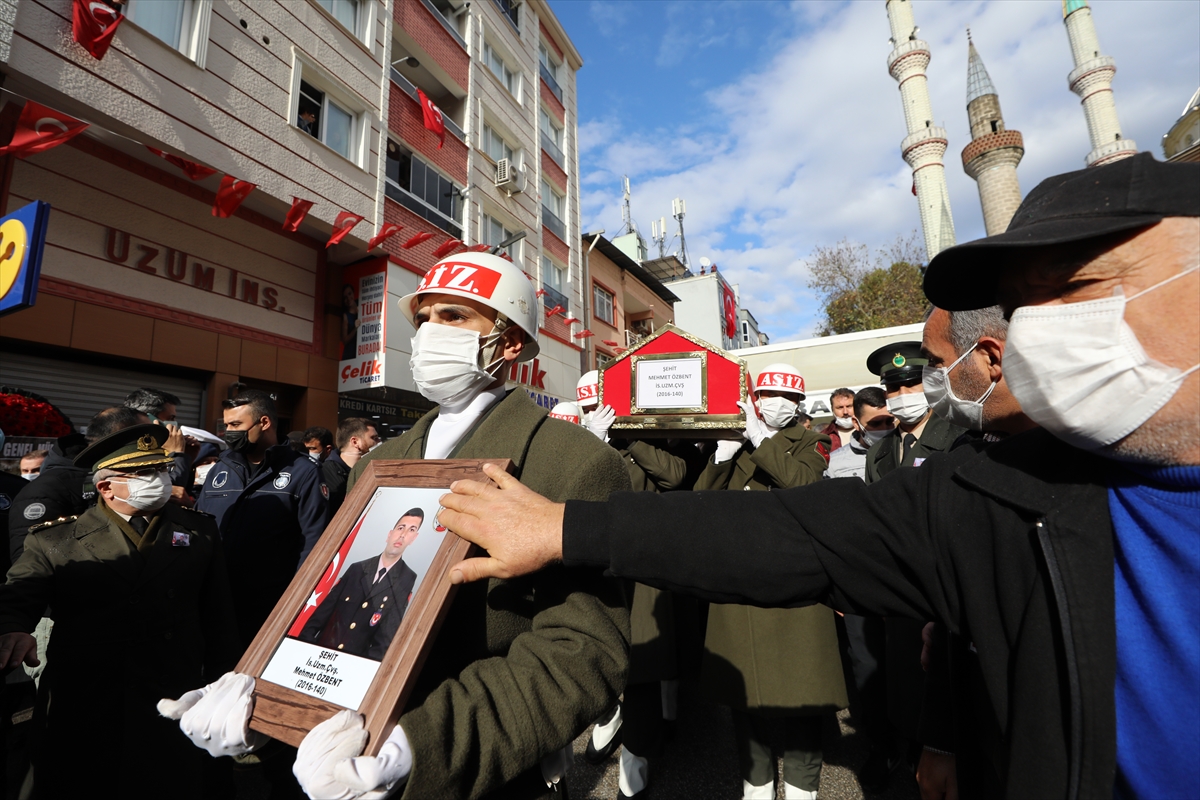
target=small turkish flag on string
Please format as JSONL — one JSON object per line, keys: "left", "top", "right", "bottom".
{"left": 212, "top": 176, "right": 256, "bottom": 217}
{"left": 0, "top": 101, "right": 90, "bottom": 159}
{"left": 535, "top": 288, "right": 547, "bottom": 298}
{"left": 432, "top": 238, "right": 463, "bottom": 258}
{"left": 146, "top": 146, "right": 217, "bottom": 181}
{"left": 499, "top": 252, "right": 513, "bottom": 262}
{"left": 282, "top": 197, "right": 314, "bottom": 232}
{"left": 367, "top": 222, "right": 405, "bottom": 251}
{"left": 72, "top": 0, "right": 124, "bottom": 60}
{"left": 402, "top": 231, "right": 435, "bottom": 249}
{"left": 417, "top": 89, "right": 446, "bottom": 149}
{"left": 574, "top": 330, "right": 595, "bottom": 339}
{"left": 466, "top": 243, "right": 491, "bottom": 252}
{"left": 327, "top": 211, "right": 364, "bottom": 248}
{"left": 545, "top": 304, "right": 564, "bottom": 318}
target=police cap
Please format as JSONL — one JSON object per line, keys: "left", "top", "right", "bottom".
{"left": 74, "top": 423, "right": 175, "bottom": 473}
{"left": 865, "top": 341, "right": 927, "bottom": 386}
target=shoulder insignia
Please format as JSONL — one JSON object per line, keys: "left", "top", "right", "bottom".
{"left": 28, "top": 515, "right": 79, "bottom": 534}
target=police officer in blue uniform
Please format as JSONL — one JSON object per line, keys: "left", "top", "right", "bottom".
{"left": 196, "top": 390, "right": 329, "bottom": 644}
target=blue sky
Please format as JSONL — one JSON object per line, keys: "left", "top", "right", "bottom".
{"left": 551, "top": 0, "right": 1200, "bottom": 341}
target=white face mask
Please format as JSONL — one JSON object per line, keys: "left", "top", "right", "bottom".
{"left": 194, "top": 463, "right": 214, "bottom": 486}
{"left": 923, "top": 344, "right": 997, "bottom": 432}
{"left": 834, "top": 415, "right": 855, "bottom": 430}
{"left": 21, "top": 472, "right": 37, "bottom": 481}
{"left": 756, "top": 395, "right": 799, "bottom": 429}
{"left": 113, "top": 469, "right": 173, "bottom": 513}
{"left": 886, "top": 391, "right": 929, "bottom": 425}
{"left": 861, "top": 427, "right": 891, "bottom": 447}
{"left": 1005, "top": 266, "right": 1199, "bottom": 451}
{"left": 409, "top": 323, "right": 504, "bottom": 409}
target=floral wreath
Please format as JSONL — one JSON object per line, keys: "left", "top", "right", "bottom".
{"left": 0, "top": 387, "right": 75, "bottom": 438}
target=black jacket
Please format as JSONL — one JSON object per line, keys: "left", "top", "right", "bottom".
{"left": 8, "top": 434, "right": 91, "bottom": 564}
{"left": 321, "top": 451, "right": 352, "bottom": 516}
{"left": 300, "top": 556, "right": 417, "bottom": 661}
{"left": 563, "top": 428, "right": 1116, "bottom": 800}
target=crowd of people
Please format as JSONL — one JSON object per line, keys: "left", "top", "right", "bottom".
{"left": 0, "top": 153, "right": 1193, "bottom": 800}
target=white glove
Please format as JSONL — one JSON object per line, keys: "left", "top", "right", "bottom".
{"left": 585, "top": 404, "right": 616, "bottom": 442}
{"left": 157, "top": 671, "right": 268, "bottom": 758}
{"left": 295, "top": 711, "right": 411, "bottom": 800}
{"left": 713, "top": 439, "right": 743, "bottom": 464}
{"left": 739, "top": 400, "right": 773, "bottom": 449}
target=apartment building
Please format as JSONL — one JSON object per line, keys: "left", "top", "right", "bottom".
{"left": 0, "top": 0, "right": 585, "bottom": 433}
{"left": 584, "top": 233, "right": 677, "bottom": 370}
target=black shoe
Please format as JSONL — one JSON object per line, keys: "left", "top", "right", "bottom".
{"left": 585, "top": 726, "right": 622, "bottom": 764}
{"left": 858, "top": 747, "right": 899, "bottom": 794}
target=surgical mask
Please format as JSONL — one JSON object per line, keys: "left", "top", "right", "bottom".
{"left": 1005, "top": 266, "right": 1200, "bottom": 450}
{"left": 224, "top": 422, "right": 260, "bottom": 454}
{"left": 886, "top": 392, "right": 929, "bottom": 425}
{"left": 194, "top": 463, "right": 214, "bottom": 486}
{"left": 834, "top": 415, "right": 855, "bottom": 430}
{"left": 861, "top": 427, "right": 891, "bottom": 447}
{"left": 756, "top": 395, "right": 799, "bottom": 429}
{"left": 113, "top": 469, "right": 172, "bottom": 513}
{"left": 21, "top": 472, "right": 37, "bottom": 481}
{"left": 923, "top": 345, "right": 997, "bottom": 432}
{"left": 410, "top": 323, "right": 503, "bottom": 409}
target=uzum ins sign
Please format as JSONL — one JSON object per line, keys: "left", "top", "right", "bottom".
{"left": 636, "top": 357, "right": 703, "bottom": 409}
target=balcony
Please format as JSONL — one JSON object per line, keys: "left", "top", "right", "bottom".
{"left": 418, "top": 0, "right": 467, "bottom": 50}
{"left": 385, "top": 180, "right": 463, "bottom": 239}
{"left": 541, "top": 284, "right": 569, "bottom": 314}
{"left": 542, "top": 205, "right": 566, "bottom": 241}
{"left": 391, "top": 68, "right": 466, "bottom": 142}
{"left": 539, "top": 62, "right": 563, "bottom": 102}
{"left": 493, "top": 0, "right": 519, "bottom": 30}
{"left": 540, "top": 130, "right": 565, "bottom": 167}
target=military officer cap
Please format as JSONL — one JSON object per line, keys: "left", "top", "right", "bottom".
{"left": 866, "top": 341, "right": 927, "bottom": 386}
{"left": 73, "top": 423, "right": 175, "bottom": 473}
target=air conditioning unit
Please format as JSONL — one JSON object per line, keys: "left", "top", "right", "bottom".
{"left": 494, "top": 158, "right": 526, "bottom": 195}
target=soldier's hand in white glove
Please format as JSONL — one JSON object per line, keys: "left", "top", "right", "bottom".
{"left": 294, "top": 710, "right": 412, "bottom": 800}
{"left": 738, "top": 400, "right": 773, "bottom": 448}
{"left": 713, "top": 439, "right": 742, "bottom": 464}
{"left": 157, "top": 671, "right": 268, "bottom": 758}
{"left": 585, "top": 404, "right": 616, "bottom": 442}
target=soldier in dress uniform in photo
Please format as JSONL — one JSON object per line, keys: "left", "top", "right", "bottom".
{"left": 299, "top": 508, "right": 422, "bottom": 661}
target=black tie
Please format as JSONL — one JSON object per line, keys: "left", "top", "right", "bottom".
{"left": 129, "top": 516, "right": 148, "bottom": 536}
{"left": 375, "top": 567, "right": 386, "bottom": 584}
{"left": 903, "top": 433, "right": 917, "bottom": 452}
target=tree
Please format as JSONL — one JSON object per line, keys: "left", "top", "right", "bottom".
{"left": 806, "top": 230, "right": 928, "bottom": 336}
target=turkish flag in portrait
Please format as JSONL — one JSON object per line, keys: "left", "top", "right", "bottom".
{"left": 283, "top": 197, "right": 315, "bottom": 232}
{"left": 401, "top": 231, "right": 435, "bottom": 249}
{"left": 288, "top": 513, "right": 367, "bottom": 637}
{"left": 72, "top": 0, "right": 125, "bottom": 60}
{"left": 721, "top": 280, "right": 737, "bottom": 339}
{"left": 146, "top": 146, "right": 217, "bottom": 181}
{"left": 367, "top": 222, "right": 404, "bottom": 251}
{"left": 417, "top": 89, "right": 446, "bottom": 149}
{"left": 0, "top": 102, "right": 89, "bottom": 159}
{"left": 327, "top": 211, "right": 364, "bottom": 248}
{"left": 212, "top": 175, "right": 257, "bottom": 218}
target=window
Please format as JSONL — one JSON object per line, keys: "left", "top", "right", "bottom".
{"left": 482, "top": 213, "right": 520, "bottom": 259}
{"left": 742, "top": 320, "right": 750, "bottom": 343}
{"left": 541, "top": 256, "right": 568, "bottom": 312}
{"left": 539, "top": 109, "right": 563, "bottom": 150}
{"left": 540, "top": 178, "right": 565, "bottom": 240}
{"left": 597, "top": 352, "right": 614, "bottom": 370}
{"left": 385, "top": 140, "right": 462, "bottom": 237}
{"left": 125, "top": 0, "right": 210, "bottom": 62}
{"left": 481, "top": 124, "right": 514, "bottom": 164}
{"left": 297, "top": 79, "right": 356, "bottom": 160}
{"left": 493, "top": 0, "right": 519, "bottom": 30}
{"left": 316, "top": 0, "right": 359, "bottom": 33}
{"left": 538, "top": 44, "right": 560, "bottom": 83}
{"left": 483, "top": 42, "right": 518, "bottom": 95}
{"left": 593, "top": 284, "right": 614, "bottom": 325}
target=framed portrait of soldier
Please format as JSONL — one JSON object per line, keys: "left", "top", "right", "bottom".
{"left": 235, "top": 458, "right": 513, "bottom": 752}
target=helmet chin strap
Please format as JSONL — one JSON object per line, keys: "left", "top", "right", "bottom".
{"left": 478, "top": 316, "right": 511, "bottom": 378}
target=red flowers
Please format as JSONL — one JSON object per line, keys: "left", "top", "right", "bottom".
{"left": 0, "top": 390, "right": 75, "bottom": 437}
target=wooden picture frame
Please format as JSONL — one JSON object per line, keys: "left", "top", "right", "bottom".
{"left": 236, "top": 458, "right": 514, "bottom": 753}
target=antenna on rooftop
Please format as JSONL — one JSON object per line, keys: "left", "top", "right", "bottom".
{"left": 621, "top": 175, "right": 635, "bottom": 235}
{"left": 650, "top": 216, "right": 667, "bottom": 258}
{"left": 672, "top": 197, "right": 688, "bottom": 267}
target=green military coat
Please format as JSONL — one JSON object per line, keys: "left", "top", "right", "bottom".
{"left": 696, "top": 425, "right": 848, "bottom": 714}
{"left": 863, "top": 411, "right": 966, "bottom": 484}
{"left": 348, "top": 389, "right": 632, "bottom": 800}
{"left": 0, "top": 501, "right": 239, "bottom": 799}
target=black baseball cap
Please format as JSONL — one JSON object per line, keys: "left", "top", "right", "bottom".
{"left": 924, "top": 153, "right": 1200, "bottom": 310}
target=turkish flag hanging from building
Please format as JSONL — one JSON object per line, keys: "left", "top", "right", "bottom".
{"left": 367, "top": 222, "right": 404, "bottom": 250}
{"left": 416, "top": 89, "right": 446, "bottom": 149}
{"left": 0, "top": 102, "right": 89, "bottom": 159}
{"left": 72, "top": 0, "right": 125, "bottom": 60}
{"left": 401, "top": 231, "right": 435, "bottom": 249}
{"left": 327, "top": 211, "right": 364, "bottom": 248}
{"left": 721, "top": 279, "right": 737, "bottom": 339}
{"left": 282, "top": 197, "right": 315, "bottom": 232}
{"left": 432, "top": 237, "right": 463, "bottom": 258}
{"left": 288, "top": 510, "right": 368, "bottom": 636}
{"left": 212, "top": 176, "right": 256, "bottom": 218}
{"left": 146, "top": 147, "right": 217, "bottom": 181}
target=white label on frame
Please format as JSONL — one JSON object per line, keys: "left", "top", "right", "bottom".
{"left": 261, "top": 637, "right": 382, "bottom": 709}
{"left": 636, "top": 358, "right": 703, "bottom": 409}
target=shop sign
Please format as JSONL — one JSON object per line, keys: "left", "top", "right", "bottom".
{"left": 0, "top": 201, "right": 51, "bottom": 317}
{"left": 338, "top": 259, "right": 388, "bottom": 392}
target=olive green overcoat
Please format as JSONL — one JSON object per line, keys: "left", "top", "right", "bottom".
{"left": 348, "top": 389, "right": 632, "bottom": 800}
{"left": 0, "top": 501, "right": 239, "bottom": 799}
{"left": 696, "top": 425, "right": 848, "bottom": 714}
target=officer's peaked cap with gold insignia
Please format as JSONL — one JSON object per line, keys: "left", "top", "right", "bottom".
{"left": 73, "top": 423, "right": 175, "bottom": 473}
{"left": 865, "top": 341, "right": 928, "bottom": 385}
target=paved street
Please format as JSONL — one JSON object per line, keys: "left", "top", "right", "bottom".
{"left": 566, "top": 683, "right": 921, "bottom": 800}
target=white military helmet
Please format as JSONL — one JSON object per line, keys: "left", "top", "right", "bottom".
{"left": 576, "top": 370, "right": 600, "bottom": 409}
{"left": 754, "top": 363, "right": 806, "bottom": 399}
{"left": 548, "top": 401, "right": 581, "bottom": 424}
{"left": 398, "top": 252, "right": 540, "bottom": 361}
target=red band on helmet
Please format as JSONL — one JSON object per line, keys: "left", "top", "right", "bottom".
{"left": 415, "top": 261, "right": 503, "bottom": 299}
{"left": 549, "top": 411, "right": 580, "bottom": 423}
{"left": 577, "top": 384, "right": 598, "bottom": 401}
{"left": 755, "top": 372, "right": 805, "bottom": 393}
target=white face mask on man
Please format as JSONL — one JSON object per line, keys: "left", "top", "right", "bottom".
{"left": 409, "top": 323, "right": 504, "bottom": 409}
{"left": 885, "top": 391, "right": 929, "bottom": 425}
{"left": 923, "top": 345, "right": 997, "bottom": 432}
{"left": 756, "top": 395, "right": 799, "bottom": 429}
{"left": 112, "top": 469, "right": 173, "bottom": 513}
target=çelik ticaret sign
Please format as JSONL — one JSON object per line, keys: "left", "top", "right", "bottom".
{"left": 0, "top": 200, "right": 51, "bottom": 318}
{"left": 338, "top": 258, "right": 388, "bottom": 392}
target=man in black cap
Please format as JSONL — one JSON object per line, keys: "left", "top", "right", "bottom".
{"left": 432, "top": 153, "right": 1200, "bottom": 800}
{"left": 0, "top": 423, "right": 239, "bottom": 799}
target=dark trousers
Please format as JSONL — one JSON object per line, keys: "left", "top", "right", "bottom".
{"left": 731, "top": 710, "right": 824, "bottom": 791}
{"left": 841, "top": 614, "right": 895, "bottom": 755}
{"left": 621, "top": 682, "right": 664, "bottom": 758}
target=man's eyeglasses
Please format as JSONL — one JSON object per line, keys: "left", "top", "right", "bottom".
{"left": 112, "top": 467, "right": 170, "bottom": 481}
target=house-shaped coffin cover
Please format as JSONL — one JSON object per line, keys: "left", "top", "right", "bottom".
{"left": 599, "top": 324, "right": 747, "bottom": 438}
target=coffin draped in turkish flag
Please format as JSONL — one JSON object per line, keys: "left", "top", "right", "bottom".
{"left": 0, "top": 102, "right": 89, "bottom": 159}
{"left": 417, "top": 89, "right": 446, "bottom": 149}
{"left": 72, "top": 0, "right": 125, "bottom": 60}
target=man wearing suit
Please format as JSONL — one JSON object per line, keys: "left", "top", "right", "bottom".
{"left": 300, "top": 508, "right": 422, "bottom": 661}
